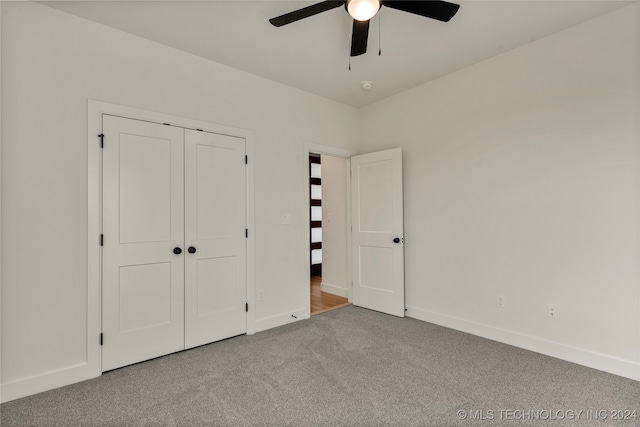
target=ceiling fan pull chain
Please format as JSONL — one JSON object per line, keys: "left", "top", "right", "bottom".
{"left": 348, "top": 24, "right": 353, "bottom": 70}
{"left": 378, "top": 9, "right": 382, "bottom": 56}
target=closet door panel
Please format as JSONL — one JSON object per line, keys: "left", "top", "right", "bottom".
{"left": 102, "top": 115, "right": 185, "bottom": 371}
{"left": 184, "top": 130, "right": 247, "bottom": 349}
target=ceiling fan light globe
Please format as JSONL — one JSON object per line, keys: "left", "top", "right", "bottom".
{"left": 347, "top": 0, "right": 381, "bottom": 21}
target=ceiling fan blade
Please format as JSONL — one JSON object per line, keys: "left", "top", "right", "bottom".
{"left": 269, "top": 1, "right": 344, "bottom": 27}
{"left": 382, "top": 0, "right": 460, "bottom": 22}
{"left": 350, "top": 19, "right": 370, "bottom": 57}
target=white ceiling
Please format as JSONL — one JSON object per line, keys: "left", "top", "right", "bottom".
{"left": 42, "top": 0, "right": 631, "bottom": 108}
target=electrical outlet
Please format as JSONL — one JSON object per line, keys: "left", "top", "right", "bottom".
{"left": 547, "top": 303, "right": 558, "bottom": 319}
{"left": 496, "top": 294, "right": 505, "bottom": 308}
{"left": 258, "top": 290, "right": 265, "bottom": 301}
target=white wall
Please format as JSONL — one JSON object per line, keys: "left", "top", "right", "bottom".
{"left": 320, "top": 155, "right": 349, "bottom": 297}
{"left": 0, "top": 1, "right": 359, "bottom": 401}
{"left": 360, "top": 4, "right": 640, "bottom": 380}
{"left": 2, "top": 0, "right": 639, "bottom": 404}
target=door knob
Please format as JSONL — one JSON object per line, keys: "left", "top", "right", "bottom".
{"left": 173, "top": 247, "right": 182, "bottom": 255}
{"left": 393, "top": 238, "right": 401, "bottom": 244}
{"left": 188, "top": 246, "right": 197, "bottom": 254}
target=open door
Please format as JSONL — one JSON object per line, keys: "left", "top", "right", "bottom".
{"left": 351, "top": 147, "right": 404, "bottom": 317}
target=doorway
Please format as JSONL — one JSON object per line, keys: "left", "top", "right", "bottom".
{"left": 308, "top": 152, "right": 351, "bottom": 315}
{"left": 303, "top": 143, "right": 406, "bottom": 319}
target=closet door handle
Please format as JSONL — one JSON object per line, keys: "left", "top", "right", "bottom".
{"left": 188, "top": 246, "right": 197, "bottom": 254}
{"left": 173, "top": 247, "right": 182, "bottom": 255}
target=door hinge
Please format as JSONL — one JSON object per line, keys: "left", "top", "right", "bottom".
{"left": 245, "top": 229, "right": 248, "bottom": 238}
{"left": 99, "top": 134, "right": 104, "bottom": 148}
{"left": 246, "top": 303, "right": 248, "bottom": 312}
{"left": 100, "top": 333, "right": 103, "bottom": 346}
{"left": 245, "top": 155, "right": 248, "bottom": 165}
{"left": 100, "top": 234, "right": 104, "bottom": 246}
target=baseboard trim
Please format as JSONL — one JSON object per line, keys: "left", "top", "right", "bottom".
{"left": 406, "top": 306, "right": 640, "bottom": 382}
{"left": 253, "top": 308, "right": 308, "bottom": 334}
{"left": 320, "top": 282, "right": 348, "bottom": 298}
{"left": 1, "top": 362, "right": 99, "bottom": 403}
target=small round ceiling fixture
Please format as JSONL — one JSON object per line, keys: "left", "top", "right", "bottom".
{"left": 361, "top": 81, "right": 374, "bottom": 90}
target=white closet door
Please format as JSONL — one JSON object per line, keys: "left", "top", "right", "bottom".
{"left": 102, "top": 115, "right": 185, "bottom": 371}
{"left": 184, "top": 130, "right": 247, "bottom": 349}
{"left": 351, "top": 147, "right": 405, "bottom": 317}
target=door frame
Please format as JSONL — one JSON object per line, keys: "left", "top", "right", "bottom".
{"left": 303, "top": 142, "right": 353, "bottom": 318}
{"left": 88, "top": 99, "right": 255, "bottom": 377}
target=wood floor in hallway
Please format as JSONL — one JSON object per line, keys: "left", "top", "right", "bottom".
{"left": 310, "top": 276, "right": 350, "bottom": 315}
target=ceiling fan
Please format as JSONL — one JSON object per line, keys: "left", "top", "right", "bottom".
{"left": 269, "top": 0, "right": 460, "bottom": 57}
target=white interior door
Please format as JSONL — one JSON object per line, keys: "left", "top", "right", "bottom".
{"left": 184, "top": 130, "right": 247, "bottom": 348}
{"left": 102, "top": 115, "right": 185, "bottom": 371}
{"left": 351, "top": 147, "right": 405, "bottom": 317}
